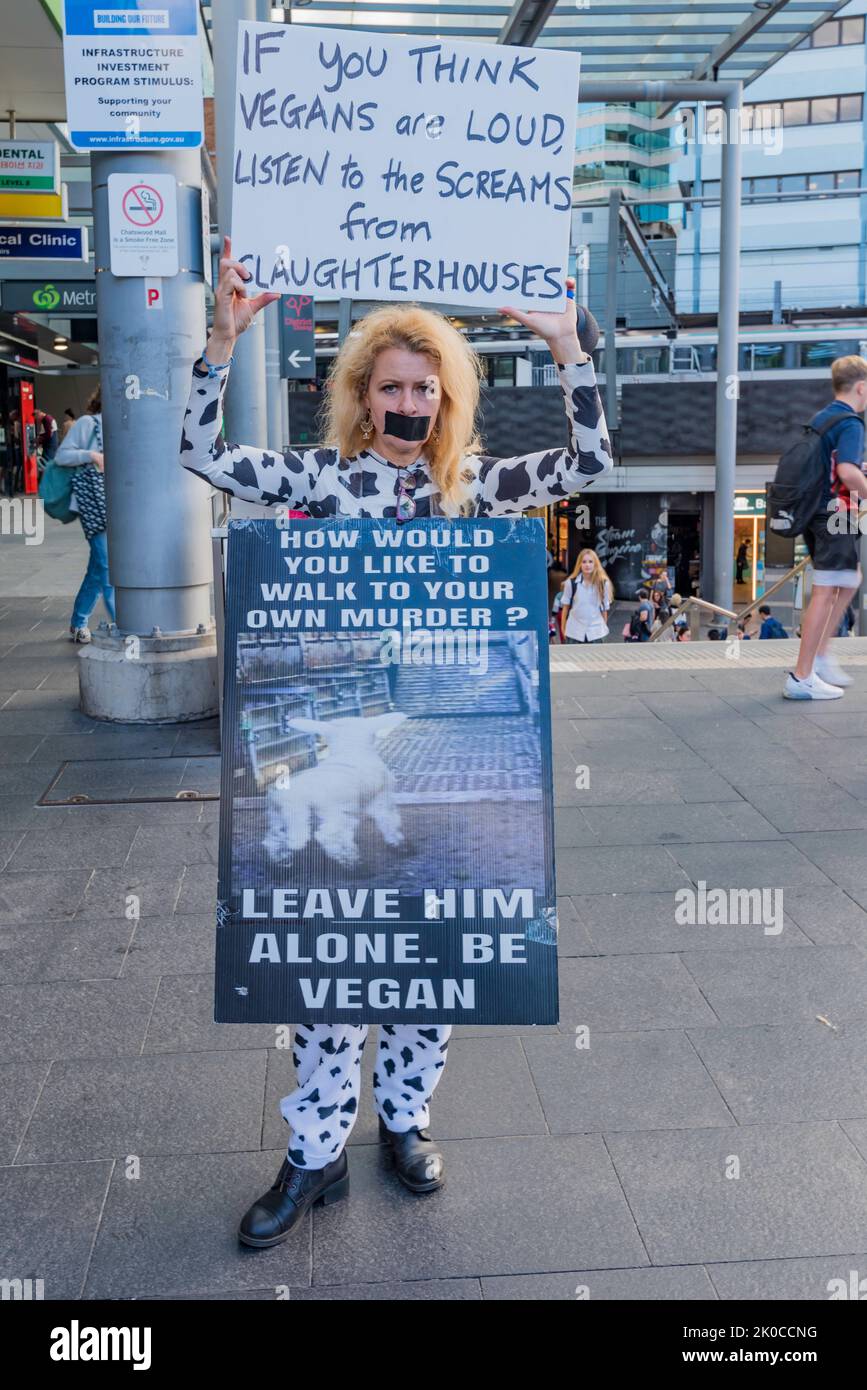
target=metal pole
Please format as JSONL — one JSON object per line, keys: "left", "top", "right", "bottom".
{"left": 264, "top": 299, "right": 284, "bottom": 449}
{"left": 212, "top": 0, "right": 268, "bottom": 449}
{"left": 90, "top": 148, "right": 210, "bottom": 635}
{"left": 713, "top": 83, "right": 743, "bottom": 612}
{"left": 338, "top": 298, "right": 353, "bottom": 345}
{"left": 605, "top": 188, "right": 620, "bottom": 431}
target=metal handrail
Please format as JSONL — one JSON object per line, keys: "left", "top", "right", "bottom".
{"left": 737, "top": 555, "right": 811, "bottom": 626}
{"left": 650, "top": 596, "right": 737, "bottom": 642}
{"left": 649, "top": 555, "right": 811, "bottom": 641}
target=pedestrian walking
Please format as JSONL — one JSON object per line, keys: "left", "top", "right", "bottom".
{"left": 54, "top": 386, "right": 116, "bottom": 644}
{"left": 784, "top": 355, "right": 867, "bottom": 699}
{"left": 559, "top": 548, "right": 613, "bottom": 643}
{"left": 180, "top": 235, "right": 613, "bottom": 1249}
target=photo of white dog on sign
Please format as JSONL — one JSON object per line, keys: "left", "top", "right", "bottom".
{"left": 263, "top": 712, "right": 408, "bottom": 867}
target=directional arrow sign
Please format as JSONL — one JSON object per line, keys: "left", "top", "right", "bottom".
{"left": 279, "top": 294, "right": 316, "bottom": 380}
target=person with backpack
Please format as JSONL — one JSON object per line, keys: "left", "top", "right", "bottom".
{"left": 768, "top": 355, "right": 867, "bottom": 699}
{"left": 758, "top": 605, "right": 788, "bottom": 639}
{"left": 559, "top": 548, "right": 613, "bottom": 643}
{"left": 54, "top": 385, "right": 116, "bottom": 644}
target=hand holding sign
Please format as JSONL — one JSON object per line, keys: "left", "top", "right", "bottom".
{"left": 210, "top": 235, "right": 280, "bottom": 354}
{"left": 499, "top": 287, "right": 587, "bottom": 366}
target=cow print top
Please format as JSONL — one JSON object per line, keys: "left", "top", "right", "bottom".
{"left": 180, "top": 358, "right": 612, "bottom": 518}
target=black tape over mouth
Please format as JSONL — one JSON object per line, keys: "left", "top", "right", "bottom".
{"left": 383, "top": 412, "right": 430, "bottom": 442}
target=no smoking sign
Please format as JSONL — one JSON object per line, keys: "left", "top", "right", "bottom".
{"left": 107, "top": 173, "right": 179, "bottom": 278}
{"left": 122, "top": 183, "right": 164, "bottom": 228}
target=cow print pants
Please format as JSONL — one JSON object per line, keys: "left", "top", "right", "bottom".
{"left": 279, "top": 1023, "right": 452, "bottom": 1170}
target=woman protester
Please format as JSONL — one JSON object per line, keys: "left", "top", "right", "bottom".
{"left": 54, "top": 386, "right": 116, "bottom": 644}
{"left": 180, "top": 235, "right": 612, "bottom": 1249}
{"left": 559, "top": 548, "right": 613, "bottom": 644}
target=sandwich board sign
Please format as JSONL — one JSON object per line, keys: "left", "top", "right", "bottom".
{"left": 215, "top": 517, "right": 558, "bottom": 1025}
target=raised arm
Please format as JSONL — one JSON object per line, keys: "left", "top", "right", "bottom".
{"left": 179, "top": 235, "right": 318, "bottom": 507}
{"left": 180, "top": 361, "right": 320, "bottom": 508}
{"left": 474, "top": 290, "right": 612, "bottom": 514}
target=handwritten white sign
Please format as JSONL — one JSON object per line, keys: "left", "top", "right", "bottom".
{"left": 231, "top": 22, "right": 580, "bottom": 310}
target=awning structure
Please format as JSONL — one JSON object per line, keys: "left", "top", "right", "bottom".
{"left": 199, "top": 0, "right": 850, "bottom": 90}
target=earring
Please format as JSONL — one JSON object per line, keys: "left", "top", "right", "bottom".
{"left": 429, "top": 424, "right": 440, "bottom": 444}
{"left": 360, "top": 412, "right": 374, "bottom": 439}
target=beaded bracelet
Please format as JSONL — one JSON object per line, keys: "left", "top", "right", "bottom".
{"left": 201, "top": 348, "right": 235, "bottom": 379}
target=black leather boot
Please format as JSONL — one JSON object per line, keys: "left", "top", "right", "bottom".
{"left": 378, "top": 1116, "right": 445, "bottom": 1193}
{"left": 238, "top": 1150, "right": 349, "bottom": 1248}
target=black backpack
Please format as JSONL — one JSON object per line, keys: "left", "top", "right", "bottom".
{"left": 766, "top": 414, "right": 846, "bottom": 538}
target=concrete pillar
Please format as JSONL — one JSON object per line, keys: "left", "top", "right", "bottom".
{"left": 79, "top": 147, "right": 217, "bottom": 723}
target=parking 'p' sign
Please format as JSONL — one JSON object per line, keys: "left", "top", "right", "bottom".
{"left": 107, "top": 173, "right": 179, "bottom": 278}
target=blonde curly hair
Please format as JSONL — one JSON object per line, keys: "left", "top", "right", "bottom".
{"left": 319, "top": 304, "right": 484, "bottom": 515}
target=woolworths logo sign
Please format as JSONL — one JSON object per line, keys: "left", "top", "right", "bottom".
{"left": 33, "top": 283, "right": 61, "bottom": 309}
{"left": 1, "top": 280, "right": 96, "bottom": 313}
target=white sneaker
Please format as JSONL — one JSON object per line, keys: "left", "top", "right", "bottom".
{"left": 814, "top": 653, "right": 853, "bottom": 687}
{"left": 784, "top": 670, "right": 843, "bottom": 701}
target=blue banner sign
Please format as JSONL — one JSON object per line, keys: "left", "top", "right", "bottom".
{"left": 216, "top": 516, "right": 558, "bottom": 1025}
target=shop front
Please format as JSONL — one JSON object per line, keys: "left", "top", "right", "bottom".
{"left": 733, "top": 491, "right": 767, "bottom": 606}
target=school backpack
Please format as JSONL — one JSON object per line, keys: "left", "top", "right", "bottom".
{"left": 766, "top": 414, "right": 850, "bottom": 538}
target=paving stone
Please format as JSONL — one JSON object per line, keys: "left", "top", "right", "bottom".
{"left": 734, "top": 784, "right": 867, "bottom": 834}
{"left": 28, "top": 730, "right": 182, "bottom": 763}
{"left": 310, "top": 1137, "right": 646, "bottom": 1284}
{"left": 17, "top": 1050, "right": 267, "bottom": 1162}
{"left": 689, "top": 1020, "right": 867, "bottom": 1123}
{"left": 557, "top": 955, "right": 718, "bottom": 1031}
{"left": 0, "top": 1060, "right": 50, "bottom": 1163}
{"left": 553, "top": 808, "right": 599, "bottom": 847}
{"left": 0, "top": 919, "right": 133, "bottom": 983}
{"left": 554, "top": 897, "right": 596, "bottom": 956}
{"left": 840, "top": 1118, "right": 867, "bottom": 1164}
{"left": 143, "top": 973, "right": 275, "bottom": 1053}
{"left": 556, "top": 845, "right": 691, "bottom": 895}
{"left": 6, "top": 824, "right": 136, "bottom": 871}
{"left": 174, "top": 863, "right": 218, "bottom": 914}
{"left": 788, "top": 830, "right": 867, "bottom": 890}
{"left": 568, "top": 892, "right": 808, "bottom": 955}
{"left": 0, "top": 1160, "right": 113, "bottom": 1300}
{"left": 564, "top": 738, "right": 705, "bottom": 772}
{"left": 585, "top": 802, "right": 781, "bottom": 847}
{"left": 606, "top": 1122, "right": 867, "bottom": 1264}
{"left": 707, "top": 1254, "right": 867, "bottom": 1301}
{"left": 0, "top": 977, "right": 159, "bottom": 1062}
{"left": 0, "top": 794, "right": 44, "bottom": 830}
{"left": 666, "top": 840, "right": 832, "bottom": 889}
{"left": 482, "top": 1267, "right": 717, "bottom": 1299}
{"left": 680, "top": 946, "right": 867, "bottom": 1025}
{"left": 120, "top": 915, "right": 215, "bottom": 977}
{"left": 83, "top": 1150, "right": 311, "bottom": 1298}
{"left": 126, "top": 823, "right": 218, "bottom": 868}
{"left": 0, "top": 869, "right": 92, "bottom": 923}
{"left": 553, "top": 768, "right": 741, "bottom": 808}
{"left": 523, "top": 1030, "right": 731, "bottom": 1133}
{"left": 293, "top": 1277, "right": 482, "bottom": 1299}
{"left": 781, "top": 886, "right": 867, "bottom": 947}
{"left": 79, "top": 866, "right": 184, "bottom": 919}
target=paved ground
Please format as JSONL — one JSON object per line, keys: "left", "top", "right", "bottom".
{"left": 2, "top": 522, "right": 867, "bottom": 1301}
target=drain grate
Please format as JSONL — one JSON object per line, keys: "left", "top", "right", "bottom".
{"left": 38, "top": 755, "right": 222, "bottom": 806}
